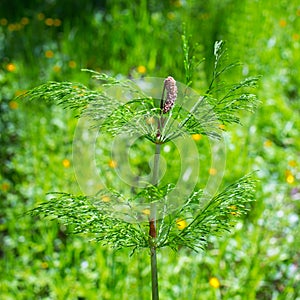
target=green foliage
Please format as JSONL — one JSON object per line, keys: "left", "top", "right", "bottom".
{"left": 17, "top": 36, "right": 260, "bottom": 270}
{"left": 206, "top": 41, "right": 260, "bottom": 124}
{"left": 161, "top": 174, "right": 256, "bottom": 251}
{"left": 27, "top": 192, "right": 149, "bottom": 251}
{"left": 20, "top": 42, "right": 259, "bottom": 144}
{"left": 181, "top": 25, "right": 203, "bottom": 87}
{"left": 19, "top": 81, "right": 98, "bottom": 112}
{"left": 2, "top": 1, "right": 300, "bottom": 299}
{"left": 26, "top": 174, "right": 256, "bottom": 255}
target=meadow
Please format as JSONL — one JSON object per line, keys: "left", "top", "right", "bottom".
{"left": 1, "top": 1, "right": 300, "bottom": 299}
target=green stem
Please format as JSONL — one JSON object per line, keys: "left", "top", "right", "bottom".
{"left": 149, "top": 143, "right": 161, "bottom": 300}
{"left": 148, "top": 80, "right": 167, "bottom": 300}
{"left": 150, "top": 245, "right": 159, "bottom": 300}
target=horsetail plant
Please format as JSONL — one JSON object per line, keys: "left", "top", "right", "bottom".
{"left": 20, "top": 39, "right": 259, "bottom": 300}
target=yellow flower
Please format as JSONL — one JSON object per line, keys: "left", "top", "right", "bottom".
{"left": 20, "top": 17, "right": 29, "bottom": 25}
{"left": 108, "top": 160, "right": 117, "bottom": 168}
{"left": 171, "top": 0, "right": 182, "bottom": 7}
{"left": 286, "top": 175, "right": 295, "bottom": 184}
{"left": 1, "top": 182, "right": 10, "bottom": 192}
{"left": 6, "top": 63, "right": 16, "bottom": 72}
{"left": 264, "top": 139, "right": 272, "bottom": 147}
{"left": 68, "top": 60, "right": 77, "bottom": 68}
{"left": 142, "top": 209, "right": 150, "bottom": 216}
{"left": 209, "top": 277, "right": 220, "bottom": 288}
{"left": 45, "top": 50, "right": 54, "bottom": 58}
{"left": 101, "top": 195, "right": 110, "bottom": 202}
{"left": 285, "top": 170, "right": 295, "bottom": 184}
{"left": 53, "top": 19, "right": 62, "bottom": 27}
{"left": 228, "top": 205, "right": 237, "bottom": 210}
{"left": 41, "top": 262, "right": 49, "bottom": 269}
{"left": 37, "top": 13, "right": 45, "bottom": 21}
{"left": 45, "top": 18, "right": 54, "bottom": 26}
{"left": 0, "top": 18, "right": 8, "bottom": 26}
{"left": 146, "top": 117, "right": 155, "bottom": 125}
{"left": 288, "top": 160, "right": 297, "bottom": 167}
{"left": 8, "top": 23, "right": 17, "bottom": 31}
{"left": 176, "top": 218, "right": 187, "bottom": 230}
{"left": 228, "top": 205, "right": 238, "bottom": 216}
{"left": 136, "top": 65, "right": 146, "bottom": 74}
{"left": 14, "top": 90, "right": 26, "bottom": 97}
{"left": 279, "top": 19, "right": 287, "bottom": 27}
{"left": 192, "top": 134, "right": 202, "bottom": 141}
{"left": 167, "top": 12, "right": 176, "bottom": 20}
{"left": 53, "top": 65, "right": 61, "bottom": 72}
{"left": 218, "top": 124, "right": 226, "bottom": 130}
{"left": 8, "top": 23, "right": 22, "bottom": 31}
{"left": 209, "top": 168, "right": 217, "bottom": 175}
{"left": 62, "top": 159, "right": 71, "bottom": 168}
{"left": 9, "top": 101, "right": 18, "bottom": 109}
{"left": 292, "top": 33, "right": 300, "bottom": 41}
{"left": 15, "top": 23, "right": 22, "bottom": 31}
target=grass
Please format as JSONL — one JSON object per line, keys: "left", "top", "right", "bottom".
{"left": 1, "top": 1, "right": 300, "bottom": 299}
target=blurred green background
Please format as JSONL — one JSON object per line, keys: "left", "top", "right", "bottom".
{"left": 1, "top": 1, "right": 300, "bottom": 299}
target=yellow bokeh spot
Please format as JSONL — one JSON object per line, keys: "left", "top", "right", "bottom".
{"left": 8, "top": 23, "right": 19, "bottom": 31}
{"left": 146, "top": 117, "right": 155, "bottom": 125}
{"left": 62, "top": 159, "right": 71, "bottom": 168}
{"left": 209, "top": 168, "right": 217, "bottom": 176}
{"left": 167, "top": 12, "right": 176, "bottom": 20}
{"left": 172, "top": 0, "right": 182, "bottom": 7}
{"left": 209, "top": 277, "right": 220, "bottom": 288}
{"left": 7, "top": 24, "right": 14, "bottom": 31}
{"left": 219, "top": 124, "right": 226, "bottom": 130}
{"left": 264, "top": 139, "right": 272, "bottom": 147}
{"left": 53, "top": 65, "right": 61, "bottom": 72}
{"left": 45, "top": 18, "right": 54, "bottom": 26}
{"left": 0, "top": 18, "right": 8, "bottom": 26}
{"left": 21, "top": 17, "right": 29, "bottom": 25}
{"left": 37, "top": 13, "right": 45, "bottom": 21}
{"left": 9, "top": 101, "right": 18, "bottom": 110}
{"left": 53, "top": 19, "right": 62, "bottom": 27}
{"left": 192, "top": 134, "right": 202, "bottom": 141}
{"left": 41, "top": 262, "right": 49, "bottom": 269}
{"left": 228, "top": 205, "right": 238, "bottom": 216}
{"left": 68, "top": 60, "right": 77, "bottom": 68}
{"left": 15, "top": 90, "right": 26, "bottom": 97}
{"left": 286, "top": 174, "right": 295, "bottom": 184}
{"left": 293, "top": 33, "right": 300, "bottom": 41}
{"left": 6, "top": 63, "right": 16, "bottom": 72}
{"left": 285, "top": 170, "right": 295, "bottom": 184}
{"left": 15, "top": 23, "right": 22, "bottom": 31}
{"left": 142, "top": 209, "right": 150, "bottom": 216}
{"left": 137, "top": 65, "right": 146, "bottom": 74}
{"left": 101, "top": 195, "right": 110, "bottom": 203}
{"left": 108, "top": 160, "right": 117, "bottom": 168}
{"left": 288, "top": 160, "right": 297, "bottom": 167}
{"left": 176, "top": 218, "right": 188, "bottom": 230}
{"left": 279, "top": 19, "right": 287, "bottom": 27}
{"left": 45, "top": 50, "right": 54, "bottom": 58}
{"left": 1, "top": 182, "right": 10, "bottom": 192}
